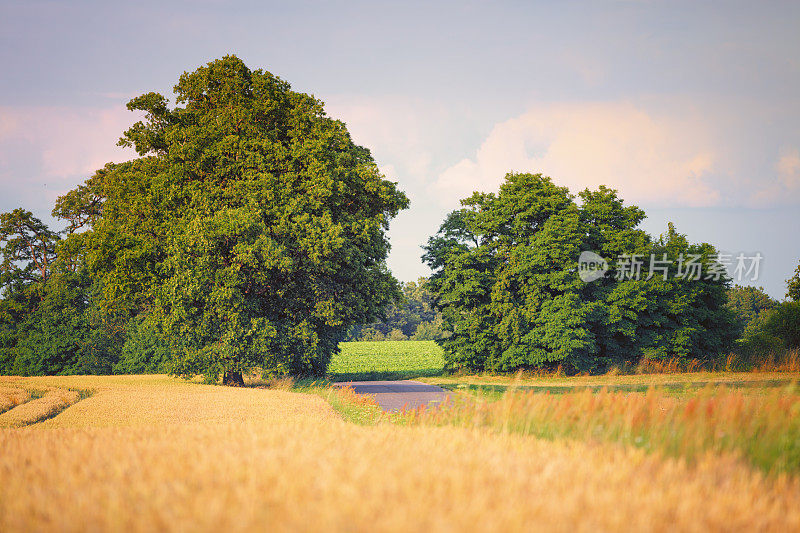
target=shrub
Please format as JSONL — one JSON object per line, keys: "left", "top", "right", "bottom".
{"left": 736, "top": 301, "right": 800, "bottom": 365}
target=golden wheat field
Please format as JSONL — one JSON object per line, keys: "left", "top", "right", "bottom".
{"left": 2, "top": 374, "right": 800, "bottom": 532}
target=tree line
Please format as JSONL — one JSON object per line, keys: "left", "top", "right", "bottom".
{"left": 1, "top": 57, "right": 798, "bottom": 380}
{"left": 422, "top": 172, "right": 800, "bottom": 373}
{"left": 726, "top": 281, "right": 800, "bottom": 364}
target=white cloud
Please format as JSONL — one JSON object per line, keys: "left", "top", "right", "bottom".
{"left": 0, "top": 106, "right": 136, "bottom": 180}
{"left": 0, "top": 112, "right": 18, "bottom": 140}
{"left": 776, "top": 148, "right": 800, "bottom": 190}
{"left": 323, "top": 94, "right": 503, "bottom": 200}
{"left": 431, "top": 101, "right": 723, "bottom": 208}
{"left": 1, "top": 106, "right": 137, "bottom": 181}
{"left": 750, "top": 147, "right": 800, "bottom": 206}
{"left": 324, "top": 95, "right": 449, "bottom": 189}
{"left": 0, "top": 105, "right": 138, "bottom": 217}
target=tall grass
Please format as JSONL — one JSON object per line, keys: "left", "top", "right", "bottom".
{"left": 610, "top": 349, "right": 800, "bottom": 374}
{"left": 2, "top": 374, "right": 800, "bottom": 532}
{"left": 751, "top": 348, "right": 800, "bottom": 372}
{"left": 316, "top": 383, "right": 385, "bottom": 425}
{"left": 400, "top": 383, "right": 800, "bottom": 475}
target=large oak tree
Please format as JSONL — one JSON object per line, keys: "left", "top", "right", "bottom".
{"left": 56, "top": 56, "right": 408, "bottom": 383}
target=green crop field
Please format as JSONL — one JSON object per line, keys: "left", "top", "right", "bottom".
{"left": 329, "top": 341, "right": 445, "bottom": 381}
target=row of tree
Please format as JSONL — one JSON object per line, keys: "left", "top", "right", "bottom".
{"left": 345, "top": 275, "right": 800, "bottom": 367}
{"left": 2, "top": 57, "right": 798, "bottom": 379}
{"left": 422, "top": 172, "right": 799, "bottom": 373}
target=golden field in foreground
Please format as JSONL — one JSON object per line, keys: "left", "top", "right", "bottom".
{"left": 1, "top": 375, "right": 800, "bottom": 532}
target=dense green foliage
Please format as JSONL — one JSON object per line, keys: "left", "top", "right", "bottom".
{"left": 726, "top": 285, "right": 778, "bottom": 331}
{"left": 0, "top": 210, "right": 113, "bottom": 375}
{"left": 328, "top": 340, "right": 445, "bottom": 381}
{"left": 346, "top": 278, "right": 448, "bottom": 341}
{"left": 736, "top": 303, "right": 800, "bottom": 359}
{"left": 0, "top": 56, "right": 408, "bottom": 379}
{"left": 113, "top": 315, "right": 172, "bottom": 374}
{"left": 725, "top": 285, "right": 779, "bottom": 357}
{"left": 759, "top": 302, "right": 800, "bottom": 349}
{"left": 424, "top": 173, "right": 739, "bottom": 373}
{"left": 788, "top": 264, "right": 800, "bottom": 302}
{"left": 733, "top": 263, "right": 800, "bottom": 360}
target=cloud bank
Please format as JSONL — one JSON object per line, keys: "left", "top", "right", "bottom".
{"left": 431, "top": 101, "right": 799, "bottom": 209}
{"left": 0, "top": 105, "right": 137, "bottom": 217}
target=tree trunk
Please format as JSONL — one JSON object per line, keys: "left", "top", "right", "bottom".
{"left": 223, "top": 371, "right": 244, "bottom": 386}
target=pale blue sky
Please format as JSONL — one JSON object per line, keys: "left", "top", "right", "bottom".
{"left": 1, "top": 0, "right": 798, "bottom": 297}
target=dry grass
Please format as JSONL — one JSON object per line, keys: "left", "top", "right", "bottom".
{"left": 632, "top": 357, "right": 705, "bottom": 374}
{"left": 1, "top": 375, "right": 799, "bottom": 531}
{"left": 751, "top": 349, "right": 800, "bottom": 372}
{"left": 401, "top": 384, "right": 800, "bottom": 475}
{"left": 422, "top": 370, "right": 800, "bottom": 389}
{"left": 636, "top": 349, "right": 800, "bottom": 373}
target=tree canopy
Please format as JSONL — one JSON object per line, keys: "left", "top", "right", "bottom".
{"left": 788, "top": 263, "right": 800, "bottom": 302}
{"left": 423, "top": 172, "right": 738, "bottom": 373}
{"left": 726, "top": 285, "right": 777, "bottom": 332}
{"left": 1, "top": 56, "right": 408, "bottom": 381}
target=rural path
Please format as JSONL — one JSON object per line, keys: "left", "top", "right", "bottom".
{"left": 332, "top": 380, "right": 451, "bottom": 412}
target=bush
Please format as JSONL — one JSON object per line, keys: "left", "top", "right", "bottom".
{"left": 9, "top": 271, "right": 119, "bottom": 376}
{"left": 735, "top": 301, "right": 800, "bottom": 365}
{"left": 763, "top": 301, "right": 800, "bottom": 349}
{"left": 726, "top": 285, "right": 777, "bottom": 336}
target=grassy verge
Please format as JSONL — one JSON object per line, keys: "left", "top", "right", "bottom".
{"left": 242, "top": 362, "right": 800, "bottom": 476}
{"left": 244, "top": 376, "right": 386, "bottom": 426}
{"left": 310, "top": 384, "right": 386, "bottom": 425}
{"left": 437, "top": 377, "right": 799, "bottom": 401}
{"left": 258, "top": 353, "right": 800, "bottom": 476}
{"left": 397, "top": 382, "right": 800, "bottom": 475}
